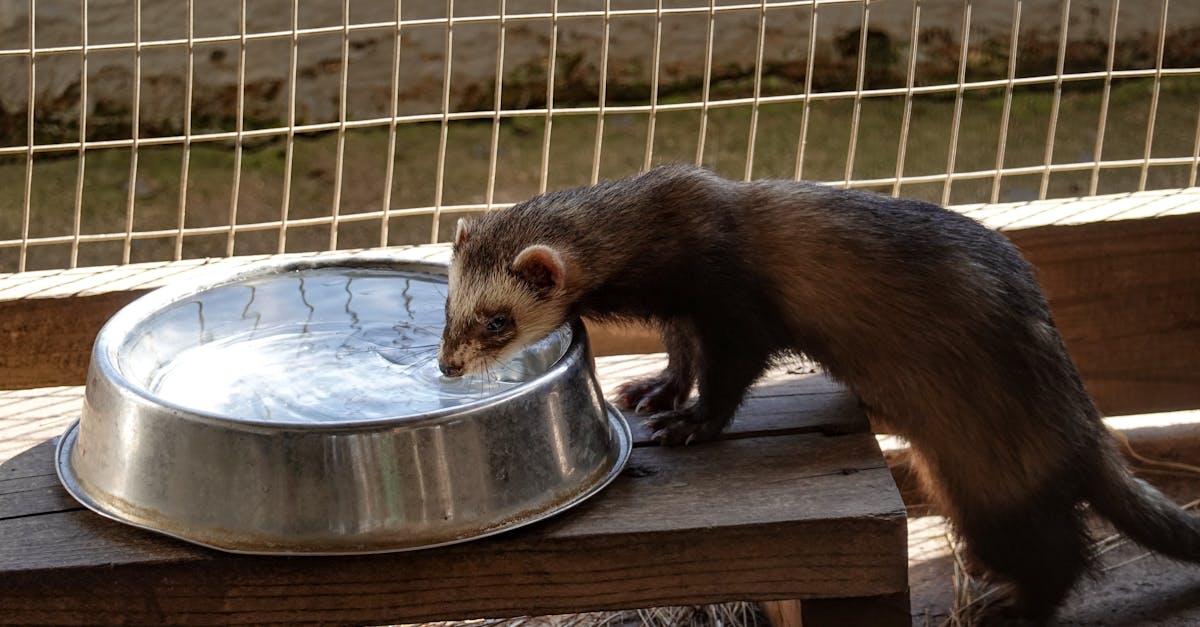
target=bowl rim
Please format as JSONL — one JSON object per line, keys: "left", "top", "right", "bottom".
{"left": 91, "top": 251, "right": 584, "bottom": 432}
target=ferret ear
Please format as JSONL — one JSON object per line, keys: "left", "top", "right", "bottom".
{"left": 512, "top": 244, "right": 568, "bottom": 295}
{"left": 453, "top": 218, "right": 472, "bottom": 250}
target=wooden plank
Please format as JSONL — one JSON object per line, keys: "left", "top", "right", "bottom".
{"left": 761, "top": 600, "right": 803, "bottom": 627}
{"left": 1, "top": 433, "right": 905, "bottom": 624}
{"left": 0, "top": 247, "right": 450, "bottom": 391}
{"left": 6, "top": 191, "right": 1193, "bottom": 411}
{"left": 1007, "top": 212, "right": 1200, "bottom": 416}
{"left": 0, "top": 246, "right": 647, "bottom": 390}
{"left": 595, "top": 353, "right": 867, "bottom": 443}
{"left": 0, "top": 437, "right": 80, "bottom": 520}
{"left": 762, "top": 592, "right": 913, "bottom": 627}
{"left": 0, "top": 246, "right": 452, "bottom": 303}
{"left": 0, "top": 387, "right": 84, "bottom": 461}
{"left": 0, "top": 356, "right": 904, "bottom": 624}
{"left": 799, "top": 590, "right": 912, "bottom": 627}
{"left": 956, "top": 186, "right": 1200, "bottom": 230}
{"left": 0, "top": 290, "right": 151, "bottom": 389}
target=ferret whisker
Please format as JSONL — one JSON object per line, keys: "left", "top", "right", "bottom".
{"left": 486, "top": 358, "right": 509, "bottom": 381}
{"left": 478, "top": 362, "right": 504, "bottom": 396}
{"left": 398, "top": 345, "right": 439, "bottom": 355}
{"left": 488, "top": 358, "right": 524, "bottom": 377}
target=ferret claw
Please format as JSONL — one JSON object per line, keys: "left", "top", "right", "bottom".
{"left": 648, "top": 427, "right": 693, "bottom": 446}
{"left": 644, "top": 407, "right": 721, "bottom": 446}
{"left": 613, "top": 374, "right": 690, "bottom": 414}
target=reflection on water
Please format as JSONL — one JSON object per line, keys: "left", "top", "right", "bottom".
{"left": 124, "top": 267, "right": 567, "bottom": 423}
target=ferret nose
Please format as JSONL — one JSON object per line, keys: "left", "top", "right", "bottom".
{"left": 439, "top": 361, "right": 463, "bottom": 378}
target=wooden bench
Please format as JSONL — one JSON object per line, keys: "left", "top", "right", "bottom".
{"left": 0, "top": 354, "right": 909, "bottom": 626}
{"left": 2, "top": 186, "right": 1198, "bottom": 625}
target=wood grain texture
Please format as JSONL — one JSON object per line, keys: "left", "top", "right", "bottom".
{"left": 960, "top": 186, "right": 1200, "bottom": 230}
{"left": 799, "top": 590, "right": 912, "bottom": 627}
{"left": 761, "top": 600, "right": 803, "bottom": 627}
{"left": 761, "top": 592, "right": 913, "bottom": 627}
{"left": 1007, "top": 212, "right": 1200, "bottom": 416}
{"left": 0, "top": 359, "right": 906, "bottom": 625}
{"left": 0, "top": 432, "right": 902, "bottom": 619}
{"left": 3, "top": 506, "right": 904, "bottom": 625}
{"left": 1, "top": 433, "right": 900, "bottom": 565}
{"left": 0, "top": 290, "right": 151, "bottom": 389}
{"left": 594, "top": 353, "right": 867, "bottom": 442}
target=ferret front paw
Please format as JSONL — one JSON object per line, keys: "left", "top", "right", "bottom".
{"left": 613, "top": 374, "right": 690, "bottom": 414}
{"left": 644, "top": 407, "right": 723, "bottom": 446}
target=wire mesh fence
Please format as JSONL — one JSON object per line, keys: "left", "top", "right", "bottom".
{"left": 1, "top": 0, "right": 1198, "bottom": 273}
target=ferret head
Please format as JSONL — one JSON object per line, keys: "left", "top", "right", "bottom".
{"left": 438, "top": 217, "right": 576, "bottom": 377}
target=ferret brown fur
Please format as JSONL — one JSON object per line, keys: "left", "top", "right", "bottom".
{"left": 437, "top": 163, "right": 1200, "bottom": 623}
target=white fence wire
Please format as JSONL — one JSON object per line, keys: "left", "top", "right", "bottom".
{"left": 1, "top": 0, "right": 1198, "bottom": 273}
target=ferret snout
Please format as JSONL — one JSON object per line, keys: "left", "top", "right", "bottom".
{"left": 438, "top": 327, "right": 465, "bottom": 377}
{"left": 437, "top": 341, "right": 464, "bottom": 377}
{"left": 439, "top": 359, "right": 464, "bottom": 378}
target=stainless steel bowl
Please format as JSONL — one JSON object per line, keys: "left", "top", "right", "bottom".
{"left": 56, "top": 252, "right": 631, "bottom": 554}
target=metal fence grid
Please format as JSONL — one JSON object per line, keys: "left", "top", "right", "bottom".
{"left": 1, "top": 0, "right": 1198, "bottom": 273}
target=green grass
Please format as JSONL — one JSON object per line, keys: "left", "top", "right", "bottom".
{"left": 3, "top": 76, "right": 1198, "bottom": 273}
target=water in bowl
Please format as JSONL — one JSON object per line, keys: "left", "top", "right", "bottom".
{"left": 130, "top": 267, "right": 566, "bottom": 423}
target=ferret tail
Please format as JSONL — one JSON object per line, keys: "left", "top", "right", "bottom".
{"left": 1087, "top": 444, "right": 1200, "bottom": 563}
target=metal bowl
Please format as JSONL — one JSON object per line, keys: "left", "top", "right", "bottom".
{"left": 56, "top": 251, "right": 631, "bottom": 555}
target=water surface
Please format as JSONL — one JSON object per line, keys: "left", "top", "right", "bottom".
{"left": 121, "top": 267, "right": 566, "bottom": 423}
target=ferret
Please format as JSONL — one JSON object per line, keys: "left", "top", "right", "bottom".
{"left": 437, "top": 163, "right": 1200, "bottom": 622}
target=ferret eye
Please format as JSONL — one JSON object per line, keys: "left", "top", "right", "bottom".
{"left": 485, "top": 315, "right": 509, "bottom": 333}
